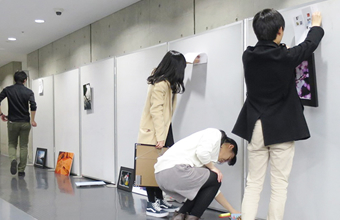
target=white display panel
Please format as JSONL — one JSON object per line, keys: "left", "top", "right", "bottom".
{"left": 54, "top": 69, "right": 80, "bottom": 175}
{"left": 0, "top": 76, "right": 13, "bottom": 155}
{"left": 116, "top": 44, "right": 168, "bottom": 178}
{"left": 80, "top": 58, "right": 115, "bottom": 183}
{"left": 245, "top": 1, "right": 340, "bottom": 219}
{"left": 32, "top": 76, "right": 55, "bottom": 168}
{"left": 169, "top": 22, "right": 244, "bottom": 211}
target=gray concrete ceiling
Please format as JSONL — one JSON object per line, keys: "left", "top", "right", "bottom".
{"left": 0, "top": 0, "right": 140, "bottom": 68}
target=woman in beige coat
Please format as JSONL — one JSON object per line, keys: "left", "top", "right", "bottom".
{"left": 137, "top": 50, "right": 186, "bottom": 218}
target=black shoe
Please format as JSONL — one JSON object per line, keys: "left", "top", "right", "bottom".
{"left": 18, "top": 172, "right": 25, "bottom": 177}
{"left": 10, "top": 160, "right": 17, "bottom": 175}
{"left": 146, "top": 201, "right": 169, "bottom": 217}
{"left": 159, "top": 199, "right": 179, "bottom": 212}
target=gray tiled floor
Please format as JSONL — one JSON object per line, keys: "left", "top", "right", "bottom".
{"left": 0, "top": 155, "right": 226, "bottom": 220}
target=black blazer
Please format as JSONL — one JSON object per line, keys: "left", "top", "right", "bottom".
{"left": 232, "top": 27, "right": 324, "bottom": 146}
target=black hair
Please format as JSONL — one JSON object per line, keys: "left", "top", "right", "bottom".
{"left": 147, "top": 50, "right": 186, "bottom": 94}
{"left": 253, "top": 8, "right": 285, "bottom": 41}
{"left": 220, "top": 130, "right": 238, "bottom": 166}
{"left": 14, "top": 71, "right": 28, "bottom": 84}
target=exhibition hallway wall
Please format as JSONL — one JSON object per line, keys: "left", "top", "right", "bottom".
{"left": 31, "top": 20, "right": 245, "bottom": 212}
{"left": 1, "top": 0, "right": 339, "bottom": 219}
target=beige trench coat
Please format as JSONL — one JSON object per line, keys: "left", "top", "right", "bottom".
{"left": 137, "top": 80, "right": 177, "bottom": 145}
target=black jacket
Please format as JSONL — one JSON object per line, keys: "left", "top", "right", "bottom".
{"left": 232, "top": 27, "right": 324, "bottom": 145}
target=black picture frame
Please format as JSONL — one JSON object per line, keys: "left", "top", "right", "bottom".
{"left": 117, "top": 166, "right": 134, "bottom": 192}
{"left": 295, "top": 53, "right": 318, "bottom": 107}
{"left": 34, "top": 148, "right": 47, "bottom": 168}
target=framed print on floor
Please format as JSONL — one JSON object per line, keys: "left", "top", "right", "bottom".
{"left": 55, "top": 151, "right": 74, "bottom": 176}
{"left": 34, "top": 148, "right": 47, "bottom": 168}
{"left": 295, "top": 53, "right": 318, "bottom": 107}
{"left": 117, "top": 166, "right": 134, "bottom": 192}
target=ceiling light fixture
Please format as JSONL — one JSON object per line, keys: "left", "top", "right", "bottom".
{"left": 8, "top": 37, "right": 16, "bottom": 41}
{"left": 35, "top": 19, "right": 45, "bottom": 23}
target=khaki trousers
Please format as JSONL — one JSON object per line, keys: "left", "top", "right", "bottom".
{"left": 241, "top": 120, "right": 295, "bottom": 220}
{"left": 8, "top": 121, "right": 31, "bottom": 172}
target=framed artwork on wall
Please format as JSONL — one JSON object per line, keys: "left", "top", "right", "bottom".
{"left": 295, "top": 53, "right": 318, "bottom": 107}
{"left": 34, "top": 148, "right": 47, "bottom": 168}
{"left": 117, "top": 166, "right": 134, "bottom": 192}
{"left": 83, "top": 83, "right": 92, "bottom": 110}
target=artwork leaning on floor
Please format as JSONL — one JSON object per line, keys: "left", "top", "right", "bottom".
{"left": 117, "top": 166, "right": 135, "bottom": 192}
{"left": 34, "top": 148, "right": 47, "bottom": 168}
{"left": 55, "top": 151, "right": 74, "bottom": 176}
{"left": 295, "top": 53, "right": 318, "bottom": 107}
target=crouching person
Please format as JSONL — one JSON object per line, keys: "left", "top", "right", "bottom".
{"left": 154, "top": 128, "right": 240, "bottom": 220}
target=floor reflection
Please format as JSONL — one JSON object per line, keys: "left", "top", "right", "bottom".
{"left": 1, "top": 155, "right": 222, "bottom": 220}
{"left": 35, "top": 168, "right": 48, "bottom": 189}
{"left": 118, "top": 189, "right": 136, "bottom": 214}
{"left": 10, "top": 177, "right": 30, "bottom": 212}
{"left": 55, "top": 173, "right": 74, "bottom": 195}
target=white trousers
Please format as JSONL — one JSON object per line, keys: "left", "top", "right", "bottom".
{"left": 241, "top": 120, "right": 295, "bottom": 220}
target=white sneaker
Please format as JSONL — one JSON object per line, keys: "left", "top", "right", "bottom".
{"left": 146, "top": 200, "right": 169, "bottom": 217}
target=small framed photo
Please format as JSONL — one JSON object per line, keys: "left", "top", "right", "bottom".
{"left": 83, "top": 83, "right": 92, "bottom": 110}
{"left": 117, "top": 166, "right": 134, "bottom": 192}
{"left": 34, "top": 148, "right": 47, "bottom": 168}
{"left": 295, "top": 53, "right": 318, "bottom": 107}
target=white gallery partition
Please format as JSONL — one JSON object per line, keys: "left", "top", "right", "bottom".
{"left": 244, "top": 1, "right": 340, "bottom": 219}
{"left": 115, "top": 44, "right": 168, "bottom": 177}
{"left": 54, "top": 69, "right": 81, "bottom": 175}
{"left": 32, "top": 76, "right": 55, "bottom": 168}
{"left": 80, "top": 58, "right": 115, "bottom": 183}
{"left": 28, "top": 0, "right": 340, "bottom": 217}
{"left": 168, "top": 22, "right": 245, "bottom": 211}
{"left": 0, "top": 76, "right": 13, "bottom": 155}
